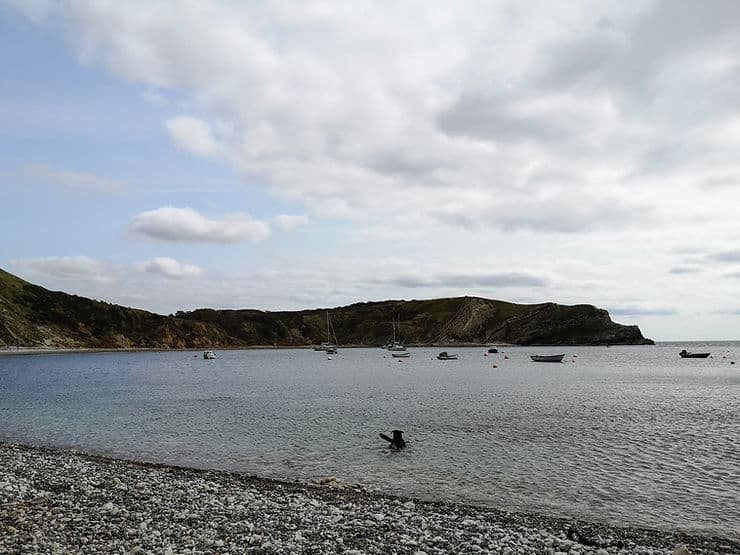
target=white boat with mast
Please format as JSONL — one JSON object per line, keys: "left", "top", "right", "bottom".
{"left": 386, "top": 315, "right": 407, "bottom": 352}
{"left": 314, "top": 311, "right": 339, "bottom": 353}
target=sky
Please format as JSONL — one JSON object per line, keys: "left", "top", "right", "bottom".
{"left": 2, "top": 1, "right": 740, "bottom": 341}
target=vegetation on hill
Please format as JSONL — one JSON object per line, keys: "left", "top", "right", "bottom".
{"left": 0, "top": 268, "right": 653, "bottom": 349}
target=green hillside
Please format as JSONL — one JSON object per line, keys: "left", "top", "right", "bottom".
{"left": 0, "top": 268, "right": 653, "bottom": 348}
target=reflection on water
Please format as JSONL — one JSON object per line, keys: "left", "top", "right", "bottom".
{"left": 1, "top": 343, "right": 738, "bottom": 539}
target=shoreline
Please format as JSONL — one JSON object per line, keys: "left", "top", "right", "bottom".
{"left": 1, "top": 442, "right": 736, "bottom": 554}
{"left": 0, "top": 342, "right": 661, "bottom": 357}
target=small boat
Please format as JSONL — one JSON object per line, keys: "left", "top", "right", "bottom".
{"left": 392, "top": 352, "right": 410, "bottom": 358}
{"left": 437, "top": 351, "right": 458, "bottom": 360}
{"left": 386, "top": 316, "right": 407, "bottom": 351}
{"left": 487, "top": 347, "right": 498, "bottom": 354}
{"left": 315, "top": 311, "right": 339, "bottom": 353}
{"left": 679, "top": 350, "right": 710, "bottom": 358}
{"left": 203, "top": 351, "right": 216, "bottom": 359}
{"left": 530, "top": 354, "right": 565, "bottom": 363}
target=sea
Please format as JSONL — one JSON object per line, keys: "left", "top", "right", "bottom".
{"left": 1, "top": 342, "right": 738, "bottom": 540}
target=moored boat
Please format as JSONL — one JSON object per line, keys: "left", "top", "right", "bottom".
{"left": 315, "top": 311, "right": 339, "bottom": 353}
{"left": 203, "top": 350, "right": 216, "bottom": 359}
{"left": 530, "top": 354, "right": 565, "bottom": 363}
{"left": 437, "top": 351, "right": 458, "bottom": 360}
{"left": 679, "top": 350, "right": 710, "bottom": 358}
{"left": 392, "top": 352, "right": 410, "bottom": 358}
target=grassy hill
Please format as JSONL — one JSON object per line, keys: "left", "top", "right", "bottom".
{"left": 0, "top": 268, "right": 653, "bottom": 348}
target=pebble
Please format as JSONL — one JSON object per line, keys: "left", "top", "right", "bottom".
{"left": 0, "top": 441, "right": 736, "bottom": 554}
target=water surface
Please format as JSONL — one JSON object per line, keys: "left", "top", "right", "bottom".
{"left": 1, "top": 343, "right": 738, "bottom": 539}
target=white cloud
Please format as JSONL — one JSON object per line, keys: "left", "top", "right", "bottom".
{"left": 10, "top": 256, "right": 111, "bottom": 282}
{"left": 274, "top": 214, "right": 309, "bottom": 232}
{"left": 20, "top": 164, "right": 125, "bottom": 194}
{"left": 136, "top": 257, "right": 203, "bottom": 279}
{"left": 165, "top": 115, "right": 221, "bottom": 157}
{"left": 10, "top": 1, "right": 740, "bottom": 339}
{"left": 8, "top": 2, "right": 740, "bottom": 233}
{"left": 129, "top": 206, "right": 271, "bottom": 243}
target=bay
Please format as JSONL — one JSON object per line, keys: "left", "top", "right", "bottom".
{"left": 1, "top": 342, "right": 738, "bottom": 539}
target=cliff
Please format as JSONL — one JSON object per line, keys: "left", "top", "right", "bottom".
{"left": 0, "top": 268, "right": 653, "bottom": 348}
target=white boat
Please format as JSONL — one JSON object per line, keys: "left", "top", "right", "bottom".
{"left": 437, "top": 351, "right": 458, "bottom": 360}
{"left": 315, "top": 311, "right": 339, "bottom": 353}
{"left": 203, "top": 350, "right": 216, "bottom": 359}
{"left": 530, "top": 354, "right": 565, "bottom": 363}
{"left": 386, "top": 316, "right": 407, "bottom": 351}
{"left": 392, "top": 351, "right": 410, "bottom": 358}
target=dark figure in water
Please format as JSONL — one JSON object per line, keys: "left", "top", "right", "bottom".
{"left": 379, "top": 430, "right": 406, "bottom": 449}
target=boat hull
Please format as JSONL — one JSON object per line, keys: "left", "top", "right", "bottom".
{"left": 530, "top": 354, "right": 565, "bottom": 363}
{"left": 679, "top": 352, "right": 710, "bottom": 358}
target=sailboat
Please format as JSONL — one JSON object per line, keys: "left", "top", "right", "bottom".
{"left": 314, "top": 311, "right": 339, "bottom": 353}
{"left": 387, "top": 315, "right": 407, "bottom": 352}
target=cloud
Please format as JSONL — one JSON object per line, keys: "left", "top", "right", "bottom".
{"left": 4, "top": 0, "right": 54, "bottom": 23}
{"left": 709, "top": 250, "right": 740, "bottom": 263}
{"left": 10, "top": 256, "right": 111, "bottom": 282}
{"left": 669, "top": 266, "right": 703, "bottom": 275}
{"left": 20, "top": 164, "right": 125, "bottom": 194}
{"left": 385, "top": 272, "right": 547, "bottom": 289}
{"left": 714, "top": 308, "right": 740, "bottom": 315}
{"left": 165, "top": 116, "right": 221, "bottom": 157}
{"left": 274, "top": 214, "right": 309, "bottom": 232}
{"left": 607, "top": 306, "right": 677, "bottom": 317}
{"left": 136, "top": 257, "right": 203, "bottom": 279}
{"left": 129, "top": 206, "right": 271, "bottom": 243}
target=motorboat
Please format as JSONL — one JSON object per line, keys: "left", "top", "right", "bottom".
{"left": 437, "top": 351, "right": 458, "bottom": 360}
{"left": 203, "top": 350, "right": 216, "bottom": 359}
{"left": 392, "top": 351, "right": 410, "bottom": 358}
{"left": 530, "top": 354, "right": 565, "bottom": 363}
{"left": 487, "top": 347, "right": 498, "bottom": 353}
{"left": 679, "top": 350, "right": 710, "bottom": 358}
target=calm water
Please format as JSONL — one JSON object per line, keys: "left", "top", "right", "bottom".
{"left": 1, "top": 343, "right": 738, "bottom": 539}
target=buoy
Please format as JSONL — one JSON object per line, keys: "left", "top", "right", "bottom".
{"left": 484, "top": 353, "right": 488, "bottom": 356}
{"left": 504, "top": 355, "right": 509, "bottom": 359}
{"left": 731, "top": 361, "right": 735, "bottom": 365}
{"left": 492, "top": 363, "right": 498, "bottom": 368}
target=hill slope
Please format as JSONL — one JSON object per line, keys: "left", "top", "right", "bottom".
{"left": 0, "top": 268, "right": 653, "bottom": 348}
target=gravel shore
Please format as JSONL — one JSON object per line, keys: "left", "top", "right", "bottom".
{"left": 1, "top": 442, "right": 736, "bottom": 554}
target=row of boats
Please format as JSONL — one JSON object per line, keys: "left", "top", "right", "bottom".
{"left": 206, "top": 349, "right": 711, "bottom": 361}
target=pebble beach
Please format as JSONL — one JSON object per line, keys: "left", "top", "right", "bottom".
{"left": 1, "top": 442, "right": 737, "bottom": 554}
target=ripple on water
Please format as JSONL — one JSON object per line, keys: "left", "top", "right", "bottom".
{"left": 0, "top": 345, "right": 738, "bottom": 540}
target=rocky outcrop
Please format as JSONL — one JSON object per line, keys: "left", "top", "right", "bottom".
{"left": 0, "top": 269, "right": 653, "bottom": 349}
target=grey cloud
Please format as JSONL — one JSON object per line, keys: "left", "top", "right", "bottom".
{"left": 437, "top": 93, "right": 563, "bottom": 144}
{"left": 608, "top": 306, "right": 677, "bottom": 316}
{"left": 387, "top": 272, "right": 547, "bottom": 289}
{"left": 715, "top": 308, "right": 740, "bottom": 315}
{"left": 495, "top": 197, "right": 650, "bottom": 234}
{"left": 534, "top": 36, "right": 620, "bottom": 92}
{"left": 702, "top": 175, "right": 740, "bottom": 189}
{"left": 669, "top": 266, "right": 702, "bottom": 275}
{"left": 364, "top": 149, "right": 448, "bottom": 178}
{"left": 709, "top": 250, "right": 740, "bottom": 263}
